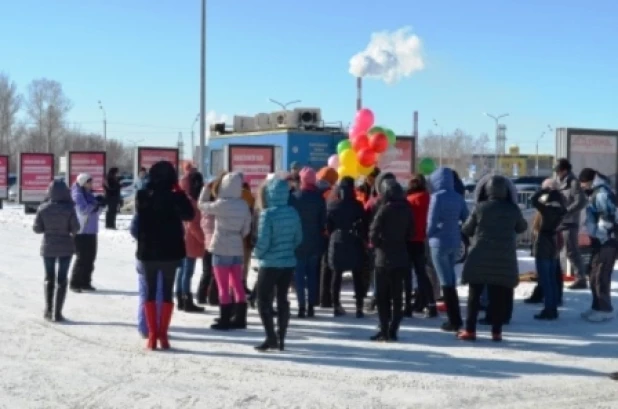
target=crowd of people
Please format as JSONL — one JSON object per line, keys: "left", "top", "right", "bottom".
{"left": 32, "top": 157, "right": 616, "bottom": 361}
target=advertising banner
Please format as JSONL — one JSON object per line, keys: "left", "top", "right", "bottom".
{"left": 0, "top": 155, "right": 8, "bottom": 200}
{"left": 377, "top": 137, "right": 416, "bottom": 186}
{"left": 134, "top": 147, "right": 180, "bottom": 181}
{"left": 226, "top": 145, "right": 275, "bottom": 192}
{"left": 67, "top": 151, "right": 106, "bottom": 193}
{"left": 19, "top": 153, "right": 54, "bottom": 203}
{"left": 569, "top": 134, "right": 617, "bottom": 181}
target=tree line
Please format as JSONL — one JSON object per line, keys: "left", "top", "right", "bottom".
{"left": 0, "top": 73, "right": 133, "bottom": 173}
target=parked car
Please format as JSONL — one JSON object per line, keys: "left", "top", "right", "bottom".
{"left": 8, "top": 185, "right": 16, "bottom": 202}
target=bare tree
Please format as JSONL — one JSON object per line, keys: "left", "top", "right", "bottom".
{"left": 25, "top": 78, "right": 72, "bottom": 153}
{"left": 418, "top": 130, "right": 490, "bottom": 176}
{"left": 0, "top": 73, "right": 22, "bottom": 155}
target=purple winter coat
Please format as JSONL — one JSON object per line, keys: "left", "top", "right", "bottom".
{"left": 71, "top": 183, "right": 100, "bottom": 235}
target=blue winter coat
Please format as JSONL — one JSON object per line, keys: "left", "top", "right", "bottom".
{"left": 292, "top": 187, "right": 327, "bottom": 258}
{"left": 585, "top": 175, "right": 617, "bottom": 244}
{"left": 253, "top": 178, "right": 303, "bottom": 268}
{"left": 427, "top": 167, "right": 469, "bottom": 248}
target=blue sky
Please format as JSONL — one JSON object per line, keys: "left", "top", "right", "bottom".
{"left": 2, "top": 0, "right": 617, "bottom": 155}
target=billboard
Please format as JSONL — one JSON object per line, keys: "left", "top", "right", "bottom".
{"left": 377, "top": 137, "right": 416, "bottom": 186}
{"left": 0, "top": 155, "right": 8, "bottom": 200}
{"left": 556, "top": 128, "right": 618, "bottom": 190}
{"left": 18, "top": 152, "right": 55, "bottom": 203}
{"left": 134, "top": 147, "right": 180, "bottom": 179}
{"left": 67, "top": 151, "right": 106, "bottom": 193}
{"left": 225, "top": 144, "right": 275, "bottom": 192}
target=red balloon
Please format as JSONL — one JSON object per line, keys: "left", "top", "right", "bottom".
{"left": 352, "top": 133, "right": 369, "bottom": 151}
{"left": 369, "top": 133, "right": 389, "bottom": 153}
{"left": 357, "top": 148, "right": 377, "bottom": 168}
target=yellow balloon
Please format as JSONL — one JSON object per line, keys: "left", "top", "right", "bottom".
{"left": 359, "top": 165, "right": 375, "bottom": 176}
{"left": 339, "top": 149, "right": 359, "bottom": 170}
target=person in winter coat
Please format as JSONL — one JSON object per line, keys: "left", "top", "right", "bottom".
{"left": 316, "top": 167, "right": 339, "bottom": 308}
{"left": 104, "top": 167, "right": 121, "bottom": 230}
{"left": 69, "top": 173, "right": 103, "bottom": 293}
{"left": 130, "top": 215, "right": 164, "bottom": 338}
{"left": 196, "top": 180, "right": 218, "bottom": 306}
{"left": 369, "top": 179, "right": 414, "bottom": 342}
{"left": 241, "top": 181, "right": 255, "bottom": 294}
{"left": 406, "top": 174, "right": 437, "bottom": 318}
{"left": 327, "top": 176, "right": 367, "bottom": 317}
{"left": 578, "top": 168, "right": 617, "bottom": 323}
{"left": 175, "top": 168, "right": 206, "bottom": 313}
{"left": 198, "top": 172, "right": 252, "bottom": 330}
{"left": 530, "top": 179, "right": 566, "bottom": 320}
{"left": 253, "top": 178, "right": 303, "bottom": 352}
{"left": 458, "top": 175, "right": 528, "bottom": 341}
{"left": 427, "top": 167, "right": 470, "bottom": 332}
{"left": 292, "top": 167, "right": 327, "bottom": 318}
{"left": 33, "top": 180, "right": 80, "bottom": 322}
{"left": 134, "top": 161, "right": 194, "bottom": 350}
{"left": 135, "top": 167, "right": 148, "bottom": 191}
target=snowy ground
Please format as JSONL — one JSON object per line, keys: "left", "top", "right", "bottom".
{"left": 0, "top": 205, "right": 617, "bottom": 409}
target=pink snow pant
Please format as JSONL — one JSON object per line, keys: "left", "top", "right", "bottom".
{"left": 212, "top": 254, "right": 246, "bottom": 305}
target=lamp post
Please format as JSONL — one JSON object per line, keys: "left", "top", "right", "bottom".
{"left": 483, "top": 112, "right": 509, "bottom": 173}
{"left": 191, "top": 113, "right": 199, "bottom": 163}
{"left": 198, "top": 0, "right": 207, "bottom": 175}
{"left": 535, "top": 125, "right": 553, "bottom": 176}
{"left": 98, "top": 100, "right": 107, "bottom": 149}
{"left": 268, "top": 98, "right": 302, "bottom": 110}
{"left": 433, "top": 119, "right": 444, "bottom": 167}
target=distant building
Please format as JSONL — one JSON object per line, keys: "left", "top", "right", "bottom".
{"left": 471, "top": 146, "right": 554, "bottom": 179}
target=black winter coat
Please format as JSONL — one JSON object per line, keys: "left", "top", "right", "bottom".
{"left": 369, "top": 180, "right": 414, "bottom": 269}
{"left": 105, "top": 175, "right": 121, "bottom": 200}
{"left": 293, "top": 187, "right": 327, "bottom": 258}
{"left": 135, "top": 189, "right": 195, "bottom": 262}
{"left": 327, "top": 178, "right": 366, "bottom": 272}
{"left": 531, "top": 189, "right": 566, "bottom": 259}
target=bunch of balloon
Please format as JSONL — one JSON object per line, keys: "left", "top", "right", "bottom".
{"left": 326, "top": 108, "right": 398, "bottom": 180}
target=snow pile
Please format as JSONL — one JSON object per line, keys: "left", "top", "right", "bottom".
{"left": 0, "top": 205, "right": 617, "bottom": 409}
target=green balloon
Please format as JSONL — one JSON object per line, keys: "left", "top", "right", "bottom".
{"left": 385, "top": 129, "right": 396, "bottom": 145}
{"left": 419, "top": 157, "right": 436, "bottom": 175}
{"left": 337, "top": 140, "right": 352, "bottom": 154}
{"left": 368, "top": 126, "right": 385, "bottom": 135}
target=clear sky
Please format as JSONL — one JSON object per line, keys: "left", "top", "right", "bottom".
{"left": 2, "top": 0, "right": 617, "bottom": 155}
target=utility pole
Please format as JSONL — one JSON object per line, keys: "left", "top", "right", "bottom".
{"left": 433, "top": 119, "right": 444, "bottom": 167}
{"left": 191, "top": 113, "right": 199, "bottom": 163}
{"left": 535, "top": 125, "right": 553, "bottom": 176}
{"left": 178, "top": 132, "right": 184, "bottom": 163}
{"left": 47, "top": 105, "right": 53, "bottom": 154}
{"left": 98, "top": 100, "right": 107, "bottom": 149}
{"left": 483, "top": 112, "right": 509, "bottom": 173}
{"left": 198, "top": 0, "right": 207, "bottom": 175}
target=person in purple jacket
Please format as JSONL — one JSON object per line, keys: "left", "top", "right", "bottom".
{"left": 69, "top": 173, "right": 103, "bottom": 293}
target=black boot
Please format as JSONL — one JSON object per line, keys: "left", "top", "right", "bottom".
{"left": 356, "top": 299, "right": 365, "bottom": 318}
{"left": 307, "top": 305, "right": 315, "bottom": 318}
{"left": 211, "top": 304, "right": 233, "bottom": 330}
{"left": 183, "top": 293, "right": 205, "bottom": 313}
{"left": 196, "top": 274, "right": 209, "bottom": 304}
{"left": 403, "top": 302, "right": 413, "bottom": 318}
{"left": 54, "top": 283, "right": 67, "bottom": 322}
{"left": 277, "top": 300, "right": 290, "bottom": 351}
{"left": 524, "top": 284, "right": 543, "bottom": 304}
{"left": 297, "top": 307, "right": 306, "bottom": 319}
{"left": 175, "top": 293, "right": 185, "bottom": 311}
{"left": 230, "top": 303, "right": 248, "bottom": 329}
{"left": 44, "top": 280, "right": 54, "bottom": 321}
{"left": 534, "top": 308, "right": 558, "bottom": 320}
{"left": 440, "top": 286, "right": 462, "bottom": 332}
{"left": 208, "top": 279, "right": 219, "bottom": 306}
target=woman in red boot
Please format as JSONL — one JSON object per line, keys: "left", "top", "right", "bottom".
{"left": 134, "top": 161, "right": 194, "bottom": 350}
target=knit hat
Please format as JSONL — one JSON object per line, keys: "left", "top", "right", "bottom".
{"left": 578, "top": 168, "right": 596, "bottom": 183}
{"left": 316, "top": 167, "right": 338, "bottom": 186}
{"left": 299, "top": 167, "right": 316, "bottom": 187}
{"left": 76, "top": 173, "right": 92, "bottom": 187}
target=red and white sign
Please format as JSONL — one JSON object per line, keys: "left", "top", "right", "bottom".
{"left": 19, "top": 153, "right": 54, "bottom": 203}
{"left": 227, "top": 145, "right": 274, "bottom": 192}
{"left": 377, "top": 138, "right": 416, "bottom": 185}
{"left": 68, "top": 152, "right": 106, "bottom": 192}
{"left": 570, "top": 135, "right": 617, "bottom": 181}
{"left": 0, "top": 155, "right": 8, "bottom": 200}
{"left": 138, "top": 148, "right": 179, "bottom": 171}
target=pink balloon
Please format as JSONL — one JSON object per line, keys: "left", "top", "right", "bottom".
{"left": 355, "top": 108, "right": 375, "bottom": 133}
{"left": 327, "top": 154, "right": 339, "bottom": 169}
{"left": 348, "top": 125, "right": 362, "bottom": 140}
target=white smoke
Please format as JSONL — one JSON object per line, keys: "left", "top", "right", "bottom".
{"left": 205, "top": 110, "right": 229, "bottom": 139}
{"left": 349, "top": 27, "right": 424, "bottom": 84}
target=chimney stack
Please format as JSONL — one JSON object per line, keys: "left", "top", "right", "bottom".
{"left": 413, "top": 111, "right": 419, "bottom": 138}
{"left": 356, "top": 77, "right": 362, "bottom": 111}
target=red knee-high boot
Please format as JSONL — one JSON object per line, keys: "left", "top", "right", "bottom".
{"left": 144, "top": 301, "right": 158, "bottom": 350}
{"left": 159, "top": 302, "right": 174, "bottom": 350}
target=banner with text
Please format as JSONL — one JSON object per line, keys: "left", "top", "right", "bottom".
{"left": 0, "top": 155, "right": 8, "bottom": 200}
{"left": 68, "top": 151, "right": 106, "bottom": 192}
{"left": 135, "top": 147, "right": 180, "bottom": 178}
{"left": 19, "top": 153, "right": 54, "bottom": 203}
{"left": 377, "top": 137, "right": 416, "bottom": 186}
{"left": 226, "top": 145, "right": 275, "bottom": 192}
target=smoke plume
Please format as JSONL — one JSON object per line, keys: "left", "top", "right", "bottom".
{"left": 348, "top": 27, "right": 424, "bottom": 84}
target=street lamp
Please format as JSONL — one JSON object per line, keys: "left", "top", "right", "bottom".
{"left": 198, "top": 0, "right": 207, "bottom": 175}
{"left": 483, "top": 112, "right": 509, "bottom": 173}
{"left": 433, "top": 119, "right": 444, "bottom": 167}
{"left": 191, "top": 113, "right": 199, "bottom": 163}
{"left": 535, "top": 125, "right": 553, "bottom": 176}
{"left": 268, "top": 98, "right": 302, "bottom": 110}
{"left": 98, "top": 100, "right": 107, "bottom": 149}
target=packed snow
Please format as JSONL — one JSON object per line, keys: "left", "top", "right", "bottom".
{"left": 0, "top": 205, "right": 616, "bottom": 409}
